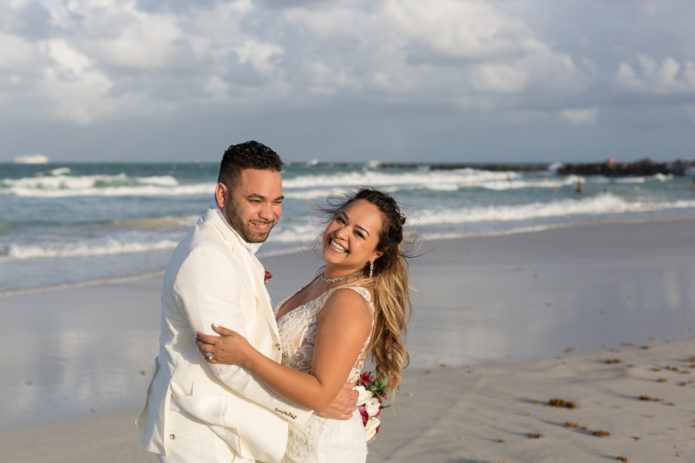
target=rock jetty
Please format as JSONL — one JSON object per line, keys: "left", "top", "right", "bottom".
{"left": 555, "top": 158, "right": 694, "bottom": 177}
{"left": 377, "top": 158, "right": 695, "bottom": 177}
{"left": 295, "top": 159, "right": 695, "bottom": 177}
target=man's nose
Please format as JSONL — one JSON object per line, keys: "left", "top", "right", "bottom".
{"left": 259, "top": 202, "right": 278, "bottom": 220}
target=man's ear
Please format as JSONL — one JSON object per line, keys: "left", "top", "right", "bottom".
{"left": 215, "top": 183, "right": 228, "bottom": 209}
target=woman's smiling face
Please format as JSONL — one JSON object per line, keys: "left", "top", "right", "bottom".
{"left": 322, "top": 199, "right": 384, "bottom": 274}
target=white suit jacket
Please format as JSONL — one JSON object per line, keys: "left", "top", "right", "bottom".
{"left": 136, "top": 206, "right": 311, "bottom": 462}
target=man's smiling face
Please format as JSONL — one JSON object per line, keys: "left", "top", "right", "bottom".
{"left": 220, "top": 168, "right": 284, "bottom": 243}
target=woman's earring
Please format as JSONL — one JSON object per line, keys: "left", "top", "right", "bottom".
{"left": 369, "top": 260, "right": 374, "bottom": 278}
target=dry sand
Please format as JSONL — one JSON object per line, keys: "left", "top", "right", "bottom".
{"left": 369, "top": 339, "right": 695, "bottom": 462}
{"left": 1, "top": 218, "right": 694, "bottom": 462}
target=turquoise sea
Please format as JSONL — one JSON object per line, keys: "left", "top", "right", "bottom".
{"left": 1, "top": 161, "right": 695, "bottom": 293}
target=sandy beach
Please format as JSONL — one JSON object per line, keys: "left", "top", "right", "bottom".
{"left": 1, "top": 218, "right": 694, "bottom": 462}
{"left": 369, "top": 339, "right": 695, "bottom": 462}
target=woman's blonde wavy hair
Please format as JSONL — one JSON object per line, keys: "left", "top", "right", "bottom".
{"left": 320, "top": 188, "right": 414, "bottom": 394}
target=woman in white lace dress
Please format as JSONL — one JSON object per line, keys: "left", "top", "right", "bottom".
{"left": 196, "top": 188, "right": 412, "bottom": 463}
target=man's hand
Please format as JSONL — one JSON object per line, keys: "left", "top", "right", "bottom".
{"left": 316, "top": 382, "right": 358, "bottom": 420}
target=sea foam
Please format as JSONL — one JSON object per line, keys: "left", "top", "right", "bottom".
{"left": 1, "top": 173, "right": 213, "bottom": 197}
{"left": 409, "top": 193, "right": 695, "bottom": 226}
{"left": 6, "top": 239, "right": 180, "bottom": 260}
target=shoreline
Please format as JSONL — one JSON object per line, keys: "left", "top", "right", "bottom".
{"left": 3, "top": 214, "right": 693, "bottom": 298}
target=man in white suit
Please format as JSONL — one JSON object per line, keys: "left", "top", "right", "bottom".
{"left": 137, "top": 141, "right": 355, "bottom": 462}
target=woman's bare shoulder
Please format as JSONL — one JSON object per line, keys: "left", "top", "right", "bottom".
{"left": 320, "top": 287, "right": 373, "bottom": 323}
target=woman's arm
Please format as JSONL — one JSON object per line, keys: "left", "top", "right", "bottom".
{"left": 197, "top": 288, "right": 372, "bottom": 411}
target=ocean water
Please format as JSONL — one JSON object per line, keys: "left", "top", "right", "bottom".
{"left": 1, "top": 161, "right": 695, "bottom": 293}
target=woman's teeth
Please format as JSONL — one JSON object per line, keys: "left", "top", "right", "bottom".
{"left": 330, "top": 239, "right": 347, "bottom": 253}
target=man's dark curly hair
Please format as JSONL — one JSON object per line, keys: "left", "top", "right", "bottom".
{"left": 217, "top": 141, "right": 283, "bottom": 188}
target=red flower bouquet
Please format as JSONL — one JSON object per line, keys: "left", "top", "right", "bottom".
{"left": 355, "top": 371, "right": 390, "bottom": 443}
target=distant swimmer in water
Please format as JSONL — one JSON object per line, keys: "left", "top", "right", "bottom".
{"left": 576, "top": 180, "right": 584, "bottom": 194}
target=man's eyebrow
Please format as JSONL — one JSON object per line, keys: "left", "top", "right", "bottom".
{"left": 246, "top": 193, "right": 284, "bottom": 201}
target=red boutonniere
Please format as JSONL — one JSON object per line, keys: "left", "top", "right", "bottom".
{"left": 264, "top": 271, "right": 272, "bottom": 284}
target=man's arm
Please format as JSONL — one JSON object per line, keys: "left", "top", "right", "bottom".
{"left": 174, "top": 245, "right": 311, "bottom": 423}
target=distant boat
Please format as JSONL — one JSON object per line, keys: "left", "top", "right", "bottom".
{"left": 14, "top": 154, "right": 49, "bottom": 164}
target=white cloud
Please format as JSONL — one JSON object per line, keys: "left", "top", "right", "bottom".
{"left": 203, "top": 74, "right": 229, "bottom": 98}
{"left": 614, "top": 55, "right": 695, "bottom": 94}
{"left": 0, "top": 0, "right": 692, "bottom": 146}
{"left": 234, "top": 39, "right": 284, "bottom": 76}
{"left": 303, "top": 60, "right": 357, "bottom": 95}
{"left": 0, "top": 0, "right": 594, "bottom": 125}
{"left": 561, "top": 108, "right": 598, "bottom": 125}
{"left": 37, "top": 39, "right": 114, "bottom": 124}
{"left": 43, "top": 39, "right": 92, "bottom": 76}
{"left": 182, "top": 1, "right": 290, "bottom": 95}
{"left": 471, "top": 63, "right": 528, "bottom": 93}
{"left": 97, "top": 10, "right": 184, "bottom": 70}
{"left": 284, "top": 5, "right": 371, "bottom": 39}
{"left": 41, "top": 0, "right": 88, "bottom": 29}
{"left": 0, "top": 32, "right": 35, "bottom": 71}
{"left": 385, "top": 0, "right": 541, "bottom": 60}
{"left": 281, "top": 0, "right": 590, "bottom": 106}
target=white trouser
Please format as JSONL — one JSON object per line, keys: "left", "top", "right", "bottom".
{"left": 157, "top": 409, "right": 254, "bottom": 463}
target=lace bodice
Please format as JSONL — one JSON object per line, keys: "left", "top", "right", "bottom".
{"left": 276, "top": 285, "right": 373, "bottom": 463}
{"left": 276, "top": 286, "right": 374, "bottom": 385}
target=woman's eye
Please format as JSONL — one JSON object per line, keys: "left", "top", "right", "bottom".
{"left": 355, "top": 231, "right": 364, "bottom": 239}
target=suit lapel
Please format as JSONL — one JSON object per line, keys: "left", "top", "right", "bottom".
{"left": 246, "top": 253, "right": 281, "bottom": 340}
{"left": 207, "top": 209, "right": 281, "bottom": 344}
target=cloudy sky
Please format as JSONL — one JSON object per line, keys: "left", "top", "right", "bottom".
{"left": 1, "top": 0, "right": 695, "bottom": 163}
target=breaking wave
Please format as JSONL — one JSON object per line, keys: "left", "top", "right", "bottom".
{"left": 410, "top": 194, "right": 695, "bottom": 226}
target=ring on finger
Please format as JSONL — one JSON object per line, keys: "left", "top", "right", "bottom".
{"left": 207, "top": 352, "right": 214, "bottom": 361}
